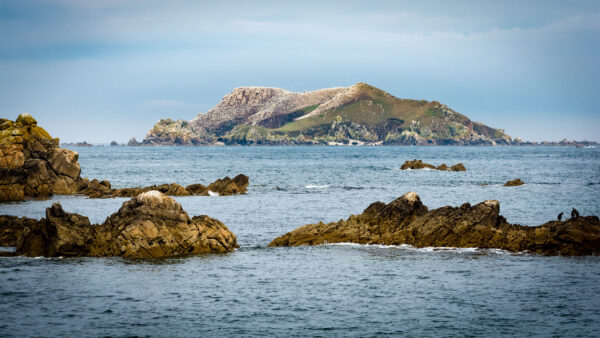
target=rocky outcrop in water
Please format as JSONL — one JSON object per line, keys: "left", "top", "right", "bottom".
{"left": 269, "top": 192, "right": 600, "bottom": 256}
{"left": 504, "top": 179, "right": 525, "bottom": 186}
{"left": 10, "top": 191, "right": 238, "bottom": 258}
{"left": 0, "top": 114, "right": 250, "bottom": 201}
{"left": 1, "top": 114, "right": 82, "bottom": 202}
{"left": 77, "top": 174, "right": 249, "bottom": 198}
{"left": 401, "top": 159, "right": 466, "bottom": 171}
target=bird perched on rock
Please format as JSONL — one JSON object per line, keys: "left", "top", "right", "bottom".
{"left": 571, "top": 208, "right": 580, "bottom": 218}
{"left": 558, "top": 212, "right": 563, "bottom": 221}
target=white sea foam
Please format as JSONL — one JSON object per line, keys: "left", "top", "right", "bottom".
{"left": 305, "top": 184, "right": 330, "bottom": 189}
{"left": 326, "top": 242, "right": 514, "bottom": 254}
{"left": 208, "top": 190, "right": 219, "bottom": 196}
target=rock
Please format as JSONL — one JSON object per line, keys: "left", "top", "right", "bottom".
{"left": 450, "top": 163, "right": 466, "bottom": 171}
{"left": 16, "top": 203, "right": 95, "bottom": 257}
{"left": 206, "top": 174, "right": 249, "bottom": 195}
{"left": 13, "top": 191, "right": 238, "bottom": 258}
{"left": 401, "top": 159, "right": 467, "bottom": 171}
{"left": 0, "top": 215, "right": 40, "bottom": 247}
{"left": 93, "top": 191, "right": 237, "bottom": 257}
{"left": 401, "top": 159, "right": 436, "bottom": 170}
{"left": 127, "top": 137, "right": 141, "bottom": 146}
{"left": 78, "top": 175, "right": 248, "bottom": 198}
{"left": 185, "top": 183, "right": 208, "bottom": 195}
{"left": 110, "top": 141, "right": 119, "bottom": 146}
{"left": 0, "top": 114, "right": 81, "bottom": 202}
{"left": 504, "top": 178, "right": 524, "bottom": 186}
{"left": 269, "top": 192, "right": 600, "bottom": 256}
{"left": 61, "top": 141, "right": 92, "bottom": 147}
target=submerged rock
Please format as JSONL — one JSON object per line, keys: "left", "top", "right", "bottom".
{"left": 11, "top": 191, "right": 238, "bottom": 258}
{"left": 401, "top": 159, "right": 466, "bottom": 171}
{"left": 269, "top": 192, "right": 600, "bottom": 256}
{"left": 504, "top": 178, "right": 525, "bottom": 186}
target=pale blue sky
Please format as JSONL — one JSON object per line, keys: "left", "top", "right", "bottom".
{"left": 1, "top": 0, "right": 599, "bottom": 143}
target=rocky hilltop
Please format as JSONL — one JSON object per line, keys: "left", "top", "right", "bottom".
{"left": 3, "top": 191, "right": 238, "bottom": 258}
{"left": 144, "top": 83, "right": 512, "bottom": 145}
{"left": 269, "top": 192, "right": 600, "bottom": 256}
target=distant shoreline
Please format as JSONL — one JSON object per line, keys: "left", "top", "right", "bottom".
{"left": 63, "top": 142, "right": 598, "bottom": 147}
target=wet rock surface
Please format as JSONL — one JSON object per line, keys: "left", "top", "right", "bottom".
{"left": 6, "top": 191, "right": 238, "bottom": 257}
{"left": 401, "top": 159, "right": 467, "bottom": 171}
{"left": 269, "top": 192, "right": 600, "bottom": 256}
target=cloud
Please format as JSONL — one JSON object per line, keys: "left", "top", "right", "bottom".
{"left": 0, "top": 0, "right": 598, "bottom": 141}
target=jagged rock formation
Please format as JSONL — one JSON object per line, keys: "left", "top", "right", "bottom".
{"left": 0, "top": 113, "right": 249, "bottom": 202}
{"left": 0, "top": 114, "right": 82, "bottom": 202}
{"left": 78, "top": 174, "right": 249, "bottom": 198}
{"left": 143, "top": 83, "right": 513, "bottom": 145}
{"left": 269, "top": 192, "right": 600, "bottom": 256}
{"left": 10, "top": 191, "right": 238, "bottom": 258}
{"left": 401, "top": 159, "right": 466, "bottom": 171}
{"left": 504, "top": 179, "right": 525, "bottom": 186}
{"left": 1, "top": 215, "right": 39, "bottom": 247}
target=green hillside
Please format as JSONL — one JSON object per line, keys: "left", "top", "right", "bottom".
{"left": 222, "top": 83, "right": 509, "bottom": 145}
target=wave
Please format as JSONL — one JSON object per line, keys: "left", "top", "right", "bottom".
{"left": 207, "top": 190, "right": 220, "bottom": 196}
{"left": 326, "top": 242, "right": 515, "bottom": 255}
{"left": 305, "top": 184, "right": 330, "bottom": 189}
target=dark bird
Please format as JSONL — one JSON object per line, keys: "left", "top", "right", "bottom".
{"left": 558, "top": 212, "right": 563, "bottom": 221}
{"left": 571, "top": 208, "right": 580, "bottom": 218}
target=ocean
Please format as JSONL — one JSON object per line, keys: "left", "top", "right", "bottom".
{"left": 1, "top": 146, "right": 599, "bottom": 336}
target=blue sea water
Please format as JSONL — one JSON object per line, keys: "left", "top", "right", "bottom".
{"left": 1, "top": 146, "right": 599, "bottom": 337}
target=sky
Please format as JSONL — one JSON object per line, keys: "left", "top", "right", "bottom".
{"left": 0, "top": 0, "right": 599, "bottom": 143}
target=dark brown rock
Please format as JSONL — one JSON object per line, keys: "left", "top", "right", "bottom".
{"left": 12, "top": 191, "right": 238, "bottom": 258}
{"left": 401, "top": 159, "right": 467, "bottom": 171}
{"left": 0, "top": 215, "right": 40, "bottom": 247}
{"left": 504, "top": 178, "right": 525, "bottom": 186}
{"left": 206, "top": 174, "right": 249, "bottom": 196}
{"left": 16, "top": 203, "right": 94, "bottom": 257}
{"left": 450, "top": 163, "right": 467, "bottom": 171}
{"left": 269, "top": 192, "right": 600, "bottom": 256}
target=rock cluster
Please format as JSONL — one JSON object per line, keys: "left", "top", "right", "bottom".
{"left": 504, "top": 178, "right": 525, "bottom": 186}
{"left": 401, "top": 159, "right": 466, "bottom": 171}
{"left": 78, "top": 174, "right": 249, "bottom": 198}
{"left": 7, "top": 191, "right": 238, "bottom": 258}
{"left": 0, "top": 114, "right": 249, "bottom": 201}
{"left": 269, "top": 192, "right": 600, "bottom": 256}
